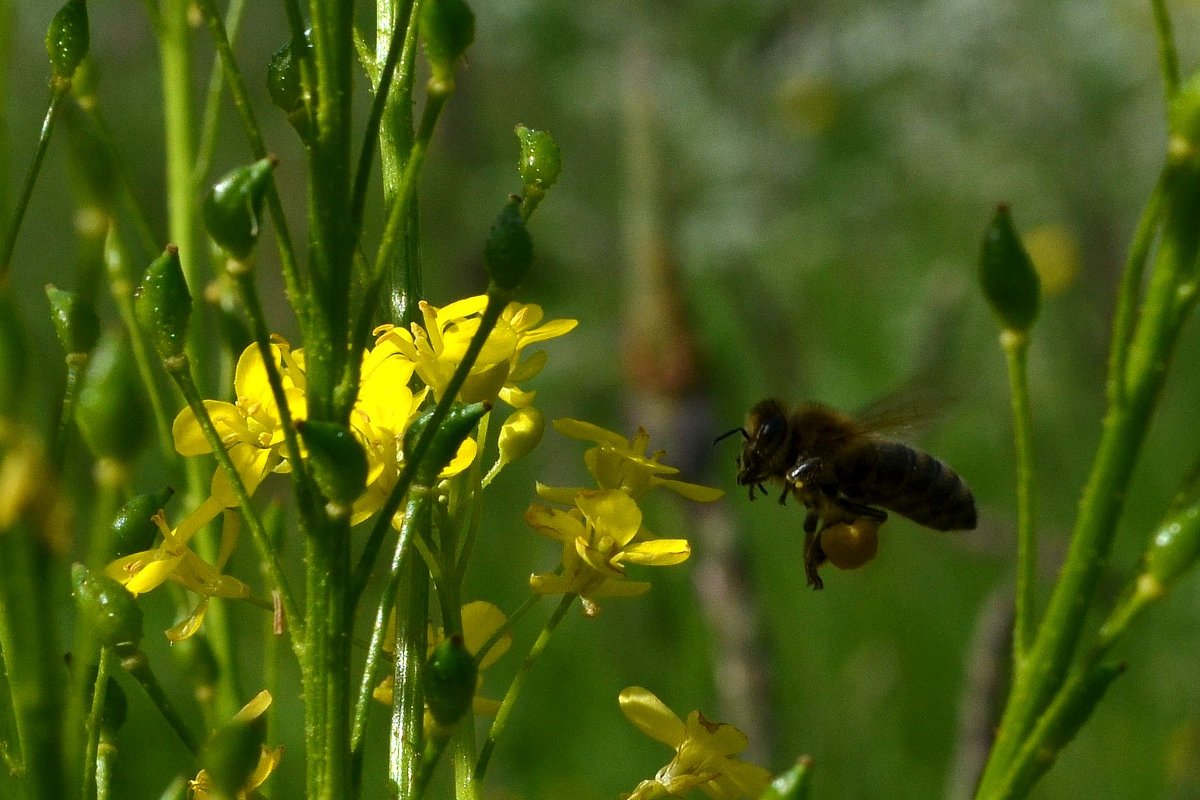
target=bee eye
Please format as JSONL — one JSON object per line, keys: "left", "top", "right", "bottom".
{"left": 756, "top": 416, "right": 786, "bottom": 446}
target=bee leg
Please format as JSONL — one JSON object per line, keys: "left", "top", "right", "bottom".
{"left": 777, "top": 485, "right": 789, "bottom": 506}
{"left": 833, "top": 497, "right": 888, "bottom": 523}
{"left": 803, "top": 527, "right": 825, "bottom": 590}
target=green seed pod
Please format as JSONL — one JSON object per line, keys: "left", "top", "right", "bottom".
{"left": 425, "top": 634, "right": 477, "bottom": 727}
{"left": 297, "top": 420, "right": 369, "bottom": 505}
{"left": 980, "top": 203, "right": 1041, "bottom": 333}
{"left": 484, "top": 200, "right": 533, "bottom": 291}
{"left": 267, "top": 32, "right": 312, "bottom": 141}
{"left": 134, "top": 245, "right": 192, "bottom": 359}
{"left": 46, "top": 284, "right": 100, "bottom": 356}
{"left": 72, "top": 563, "right": 143, "bottom": 655}
{"left": 515, "top": 126, "right": 562, "bottom": 192}
{"left": 404, "top": 402, "right": 489, "bottom": 486}
{"left": 74, "top": 330, "right": 148, "bottom": 462}
{"left": 45, "top": 0, "right": 89, "bottom": 80}
{"left": 1146, "top": 504, "right": 1200, "bottom": 589}
{"left": 109, "top": 487, "right": 173, "bottom": 559}
{"left": 203, "top": 158, "right": 277, "bottom": 260}
{"left": 0, "top": 287, "right": 28, "bottom": 418}
{"left": 421, "top": 0, "right": 475, "bottom": 84}
{"left": 758, "top": 757, "right": 815, "bottom": 800}
{"left": 201, "top": 710, "right": 266, "bottom": 798}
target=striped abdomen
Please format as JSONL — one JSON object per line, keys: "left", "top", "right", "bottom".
{"left": 834, "top": 440, "right": 977, "bottom": 531}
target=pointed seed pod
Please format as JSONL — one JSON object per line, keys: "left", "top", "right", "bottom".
{"left": 425, "top": 634, "right": 477, "bottom": 727}
{"left": 135, "top": 245, "right": 192, "bottom": 360}
{"left": 200, "top": 710, "right": 266, "bottom": 798}
{"left": 203, "top": 158, "right": 277, "bottom": 260}
{"left": 404, "top": 402, "right": 490, "bottom": 486}
{"left": 484, "top": 200, "right": 533, "bottom": 291}
{"left": 421, "top": 0, "right": 475, "bottom": 85}
{"left": 515, "top": 126, "right": 562, "bottom": 192}
{"left": 72, "top": 563, "right": 143, "bottom": 655}
{"left": 109, "top": 487, "right": 174, "bottom": 559}
{"left": 758, "top": 757, "right": 815, "bottom": 800}
{"left": 46, "top": 0, "right": 89, "bottom": 80}
{"left": 297, "top": 420, "right": 368, "bottom": 505}
{"left": 46, "top": 284, "right": 100, "bottom": 356}
{"left": 267, "top": 32, "right": 312, "bottom": 141}
{"left": 980, "top": 203, "right": 1041, "bottom": 333}
{"left": 74, "top": 330, "right": 148, "bottom": 462}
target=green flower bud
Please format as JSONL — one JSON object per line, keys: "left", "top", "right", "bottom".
{"left": 404, "top": 402, "right": 489, "bottom": 486}
{"left": 46, "top": 284, "right": 100, "bottom": 356}
{"left": 758, "top": 757, "right": 815, "bottom": 800}
{"left": 425, "top": 634, "right": 477, "bottom": 727}
{"left": 484, "top": 200, "right": 533, "bottom": 291}
{"left": 297, "top": 420, "right": 368, "bottom": 506}
{"left": 135, "top": 245, "right": 192, "bottom": 359}
{"left": 421, "top": 0, "right": 475, "bottom": 85}
{"left": 0, "top": 287, "right": 28, "bottom": 418}
{"left": 46, "top": 0, "right": 89, "bottom": 80}
{"left": 267, "top": 32, "right": 312, "bottom": 142}
{"left": 980, "top": 203, "right": 1041, "bottom": 333}
{"left": 203, "top": 157, "right": 277, "bottom": 260}
{"left": 515, "top": 126, "right": 562, "bottom": 192}
{"left": 109, "top": 487, "right": 173, "bottom": 559}
{"left": 74, "top": 330, "right": 148, "bottom": 462}
{"left": 1145, "top": 504, "right": 1200, "bottom": 589}
{"left": 201, "top": 709, "right": 266, "bottom": 798}
{"left": 72, "top": 563, "right": 143, "bottom": 655}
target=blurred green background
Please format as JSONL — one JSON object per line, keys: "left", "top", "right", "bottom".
{"left": 4, "top": 0, "right": 1200, "bottom": 798}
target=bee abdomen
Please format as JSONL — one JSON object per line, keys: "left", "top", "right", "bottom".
{"left": 838, "top": 441, "right": 977, "bottom": 531}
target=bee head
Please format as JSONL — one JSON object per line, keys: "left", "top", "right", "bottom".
{"left": 727, "top": 398, "right": 791, "bottom": 486}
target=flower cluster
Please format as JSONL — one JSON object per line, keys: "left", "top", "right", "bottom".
{"left": 104, "top": 296, "right": 575, "bottom": 639}
{"left": 526, "top": 420, "right": 722, "bottom": 616}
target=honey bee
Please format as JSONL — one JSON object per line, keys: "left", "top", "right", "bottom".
{"left": 719, "top": 397, "right": 976, "bottom": 589}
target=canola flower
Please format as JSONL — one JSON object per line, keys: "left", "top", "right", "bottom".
{"left": 620, "top": 687, "right": 771, "bottom": 800}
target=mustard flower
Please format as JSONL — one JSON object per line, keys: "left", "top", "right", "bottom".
{"left": 350, "top": 332, "right": 475, "bottom": 526}
{"left": 172, "top": 340, "right": 306, "bottom": 507}
{"left": 189, "top": 690, "right": 282, "bottom": 800}
{"left": 105, "top": 497, "right": 250, "bottom": 641}
{"left": 376, "top": 295, "right": 576, "bottom": 407}
{"left": 620, "top": 687, "right": 771, "bottom": 800}
{"left": 372, "top": 600, "right": 512, "bottom": 717}
{"left": 536, "top": 419, "right": 723, "bottom": 505}
{"left": 527, "top": 489, "right": 690, "bottom": 616}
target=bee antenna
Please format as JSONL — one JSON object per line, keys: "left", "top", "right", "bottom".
{"left": 713, "top": 427, "right": 749, "bottom": 445}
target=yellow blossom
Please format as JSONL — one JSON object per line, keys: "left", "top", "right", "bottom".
{"left": 376, "top": 295, "right": 576, "bottom": 407}
{"left": 537, "top": 419, "right": 723, "bottom": 505}
{"left": 172, "top": 340, "right": 306, "bottom": 506}
{"left": 620, "top": 687, "right": 771, "bottom": 800}
{"left": 350, "top": 332, "right": 476, "bottom": 526}
{"left": 372, "top": 600, "right": 512, "bottom": 717}
{"left": 105, "top": 498, "right": 250, "bottom": 641}
{"left": 527, "top": 489, "right": 690, "bottom": 616}
{"left": 189, "top": 690, "right": 282, "bottom": 800}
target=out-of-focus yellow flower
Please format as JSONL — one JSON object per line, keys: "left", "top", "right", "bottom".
{"left": 376, "top": 295, "right": 576, "bottom": 407}
{"left": 537, "top": 419, "right": 723, "bottom": 504}
{"left": 105, "top": 498, "right": 250, "bottom": 641}
{"left": 620, "top": 686, "right": 771, "bottom": 800}
{"left": 527, "top": 489, "right": 690, "bottom": 616}
{"left": 189, "top": 690, "right": 282, "bottom": 800}
{"left": 350, "top": 333, "right": 475, "bottom": 526}
{"left": 1023, "top": 223, "right": 1081, "bottom": 297}
{"left": 172, "top": 339, "right": 306, "bottom": 506}
{"left": 372, "top": 600, "right": 512, "bottom": 716}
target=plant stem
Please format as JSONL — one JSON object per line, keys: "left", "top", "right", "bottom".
{"left": 1150, "top": 0, "right": 1180, "bottom": 101}
{"left": 80, "top": 647, "right": 112, "bottom": 800}
{"left": 474, "top": 593, "right": 577, "bottom": 784}
{"left": 1001, "top": 329, "right": 1037, "bottom": 667}
{"left": 192, "top": 0, "right": 246, "bottom": 187}
{"left": 120, "top": 650, "right": 200, "bottom": 756}
{"left": 1, "top": 84, "right": 67, "bottom": 279}
{"left": 389, "top": 541, "right": 430, "bottom": 800}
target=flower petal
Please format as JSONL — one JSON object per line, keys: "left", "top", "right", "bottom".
{"left": 619, "top": 687, "right": 686, "bottom": 747}
{"left": 552, "top": 418, "right": 628, "bottom": 448}
{"left": 651, "top": 477, "right": 725, "bottom": 502}
{"left": 621, "top": 538, "right": 691, "bottom": 566}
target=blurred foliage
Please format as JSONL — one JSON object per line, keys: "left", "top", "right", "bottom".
{"left": 4, "top": 0, "right": 1200, "bottom": 799}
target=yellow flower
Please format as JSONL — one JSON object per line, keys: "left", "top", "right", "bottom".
{"left": 372, "top": 600, "right": 512, "bottom": 716}
{"left": 172, "top": 340, "right": 306, "bottom": 506}
{"left": 527, "top": 489, "right": 690, "bottom": 616}
{"left": 189, "top": 690, "right": 282, "bottom": 800}
{"left": 350, "top": 333, "right": 476, "bottom": 526}
{"left": 105, "top": 498, "right": 250, "bottom": 641}
{"left": 619, "top": 687, "right": 771, "bottom": 800}
{"left": 376, "top": 295, "right": 576, "bottom": 407}
{"left": 536, "top": 419, "right": 723, "bottom": 505}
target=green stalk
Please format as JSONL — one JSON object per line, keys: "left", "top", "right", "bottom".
{"left": 1, "top": 84, "right": 67, "bottom": 278}
{"left": 1150, "top": 0, "right": 1181, "bottom": 101}
{"left": 474, "top": 592, "right": 577, "bottom": 784}
{"left": 120, "top": 650, "right": 200, "bottom": 756}
{"left": 1001, "top": 329, "right": 1037, "bottom": 667}
{"left": 80, "top": 647, "right": 112, "bottom": 800}
{"left": 389, "top": 539, "right": 431, "bottom": 800}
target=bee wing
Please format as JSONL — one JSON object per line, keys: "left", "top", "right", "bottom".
{"left": 851, "top": 379, "right": 960, "bottom": 439}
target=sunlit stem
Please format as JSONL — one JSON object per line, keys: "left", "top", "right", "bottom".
{"left": 1001, "top": 329, "right": 1037, "bottom": 667}
{"left": 0, "top": 82, "right": 67, "bottom": 278}
{"left": 120, "top": 650, "right": 200, "bottom": 756}
{"left": 80, "top": 646, "right": 113, "bottom": 800}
